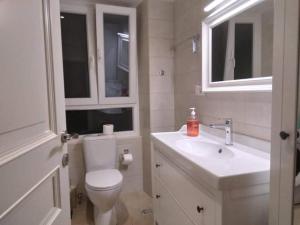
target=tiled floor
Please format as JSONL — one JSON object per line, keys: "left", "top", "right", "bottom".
{"left": 72, "top": 192, "right": 154, "bottom": 225}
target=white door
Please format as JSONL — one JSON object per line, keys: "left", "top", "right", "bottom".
{"left": 0, "top": 0, "right": 71, "bottom": 225}
{"left": 269, "top": 0, "right": 300, "bottom": 225}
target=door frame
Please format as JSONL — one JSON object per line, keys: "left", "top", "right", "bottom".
{"left": 269, "top": 0, "right": 300, "bottom": 224}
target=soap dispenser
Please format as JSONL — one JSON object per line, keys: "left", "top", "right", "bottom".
{"left": 187, "top": 107, "right": 199, "bottom": 137}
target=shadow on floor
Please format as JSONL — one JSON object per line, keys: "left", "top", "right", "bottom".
{"left": 71, "top": 191, "right": 154, "bottom": 225}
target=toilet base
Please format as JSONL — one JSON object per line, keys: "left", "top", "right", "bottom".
{"left": 94, "top": 206, "right": 117, "bottom": 225}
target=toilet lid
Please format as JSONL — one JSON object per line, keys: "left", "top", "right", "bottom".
{"left": 86, "top": 169, "right": 123, "bottom": 191}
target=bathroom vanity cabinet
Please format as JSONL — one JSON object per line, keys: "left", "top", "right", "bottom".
{"left": 151, "top": 132, "right": 270, "bottom": 225}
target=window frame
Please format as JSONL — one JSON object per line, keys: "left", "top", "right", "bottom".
{"left": 61, "top": 3, "right": 140, "bottom": 137}
{"left": 66, "top": 104, "right": 140, "bottom": 137}
{"left": 61, "top": 4, "right": 98, "bottom": 106}
{"left": 95, "top": 4, "right": 137, "bottom": 104}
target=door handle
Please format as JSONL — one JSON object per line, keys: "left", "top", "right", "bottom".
{"left": 61, "top": 131, "right": 79, "bottom": 143}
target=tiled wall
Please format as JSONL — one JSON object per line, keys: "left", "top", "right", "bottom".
{"left": 148, "top": 0, "right": 175, "bottom": 133}
{"left": 138, "top": 0, "right": 175, "bottom": 195}
{"left": 138, "top": 0, "right": 151, "bottom": 196}
{"left": 68, "top": 137, "right": 143, "bottom": 195}
{"left": 173, "top": 0, "right": 272, "bottom": 141}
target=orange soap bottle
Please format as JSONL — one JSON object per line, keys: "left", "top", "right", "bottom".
{"left": 187, "top": 107, "right": 199, "bottom": 137}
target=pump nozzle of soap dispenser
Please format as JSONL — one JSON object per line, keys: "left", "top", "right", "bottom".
{"left": 189, "top": 107, "right": 196, "bottom": 119}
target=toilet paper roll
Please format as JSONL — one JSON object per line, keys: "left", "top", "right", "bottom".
{"left": 121, "top": 153, "right": 133, "bottom": 166}
{"left": 103, "top": 124, "right": 114, "bottom": 135}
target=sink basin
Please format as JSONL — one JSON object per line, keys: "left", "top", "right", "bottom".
{"left": 175, "top": 139, "right": 234, "bottom": 159}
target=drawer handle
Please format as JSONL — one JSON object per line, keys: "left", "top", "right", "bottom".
{"left": 156, "top": 194, "right": 161, "bottom": 199}
{"left": 155, "top": 163, "right": 161, "bottom": 168}
{"left": 197, "top": 206, "right": 204, "bottom": 213}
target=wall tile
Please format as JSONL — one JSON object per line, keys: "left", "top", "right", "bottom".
{"left": 149, "top": 75, "right": 174, "bottom": 93}
{"left": 148, "top": 0, "right": 174, "bottom": 21}
{"left": 149, "top": 57, "right": 174, "bottom": 77}
{"left": 149, "top": 19, "right": 174, "bottom": 39}
{"left": 150, "top": 92, "right": 174, "bottom": 110}
{"left": 149, "top": 38, "right": 174, "bottom": 58}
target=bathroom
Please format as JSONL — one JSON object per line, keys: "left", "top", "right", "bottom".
{"left": 0, "top": 0, "right": 300, "bottom": 225}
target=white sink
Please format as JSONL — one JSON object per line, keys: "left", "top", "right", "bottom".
{"left": 151, "top": 130, "right": 270, "bottom": 189}
{"left": 175, "top": 139, "right": 234, "bottom": 160}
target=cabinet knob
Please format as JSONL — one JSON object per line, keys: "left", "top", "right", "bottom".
{"left": 197, "top": 206, "right": 204, "bottom": 213}
{"left": 156, "top": 194, "right": 161, "bottom": 199}
{"left": 155, "top": 163, "right": 161, "bottom": 168}
{"left": 280, "top": 131, "right": 290, "bottom": 140}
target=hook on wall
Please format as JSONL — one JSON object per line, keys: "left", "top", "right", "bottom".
{"left": 192, "top": 33, "right": 201, "bottom": 54}
{"left": 171, "top": 33, "right": 201, "bottom": 54}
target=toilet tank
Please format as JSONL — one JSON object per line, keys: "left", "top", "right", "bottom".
{"left": 83, "top": 134, "right": 117, "bottom": 172}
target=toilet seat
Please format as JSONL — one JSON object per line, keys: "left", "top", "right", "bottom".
{"left": 86, "top": 169, "right": 123, "bottom": 191}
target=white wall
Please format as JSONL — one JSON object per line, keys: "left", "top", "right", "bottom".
{"left": 174, "top": 0, "right": 272, "bottom": 141}
{"left": 137, "top": 0, "right": 175, "bottom": 195}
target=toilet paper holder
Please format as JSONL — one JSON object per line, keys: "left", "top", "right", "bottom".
{"left": 119, "top": 149, "right": 133, "bottom": 166}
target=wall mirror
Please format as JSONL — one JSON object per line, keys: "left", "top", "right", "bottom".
{"left": 202, "top": 0, "right": 274, "bottom": 92}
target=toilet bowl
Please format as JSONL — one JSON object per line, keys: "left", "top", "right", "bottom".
{"left": 85, "top": 169, "right": 123, "bottom": 225}
{"left": 83, "top": 135, "right": 123, "bottom": 225}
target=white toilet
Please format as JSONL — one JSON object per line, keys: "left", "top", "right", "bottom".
{"left": 83, "top": 135, "right": 123, "bottom": 225}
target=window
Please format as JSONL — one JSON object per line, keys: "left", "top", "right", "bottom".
{"left": 66, "top": 108, "right": 133, "bottom": 135}
{"left": 96, "top": 5, "right": 137, "bottom": 104}
{"left": 61, "top": 5, "right": 98, "bottom": 105}
{"left": 234, "top": 23, "right": 254, "bottom": 79}
{"left": 61, "top": 12, "right": 90, "bottom": 98}
{"left": 223, "top": 16, "right": 262, "bottom": 81}
{"left": 61, "top": 4, "right": 139, "bottom": 136}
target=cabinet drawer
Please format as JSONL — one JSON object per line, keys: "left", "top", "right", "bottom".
{"left": 153, "top": 178, "right": 196, "bottom": 225}
{"left": 154, "top": 150, "right": 216, "bottom": 225}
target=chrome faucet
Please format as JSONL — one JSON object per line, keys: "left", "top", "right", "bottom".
{"left": 209, "top": 119, "right": 233, "bottom": 145}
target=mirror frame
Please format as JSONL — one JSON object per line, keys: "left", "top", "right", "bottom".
{"left": 202, "top": 0, "right": 272, "bottom": 93}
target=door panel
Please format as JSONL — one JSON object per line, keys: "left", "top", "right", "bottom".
{"left": 0, "top": 0, "right": 70, "bottom": 224}
{"left": 0, "top": 0, "right": 50, "bottom": 153}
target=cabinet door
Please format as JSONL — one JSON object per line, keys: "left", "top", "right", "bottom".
{"left": 154, "top": 150, "right": 216, "bottom": 225}
{"left": 60, "top": 4, "right": 98, "bottom": 106}
{"left": 96, "top": 4, "right": 137, "bottom": 105}
{"left": 154, "top": 178, "right": 195, "bottom": 225}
